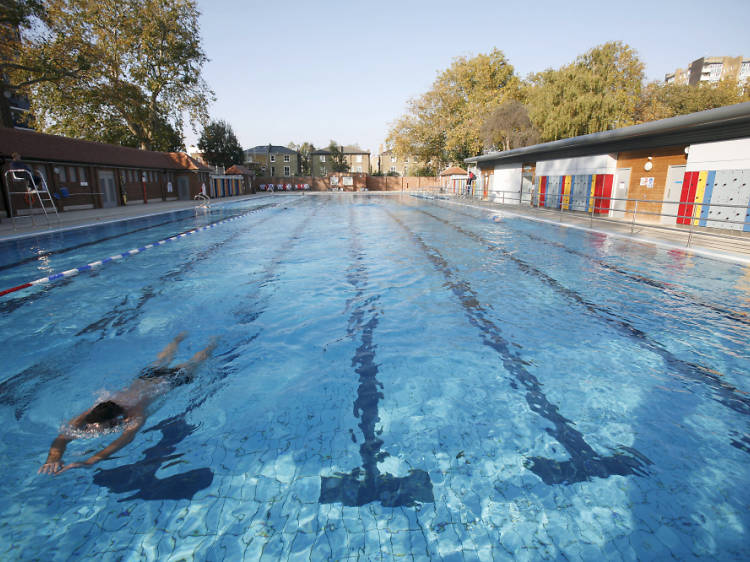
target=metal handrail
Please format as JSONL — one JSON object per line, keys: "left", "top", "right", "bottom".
{"left": 458, "top": 188, "right": 750, "bottom": 247}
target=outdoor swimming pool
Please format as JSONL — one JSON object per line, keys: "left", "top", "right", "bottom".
{"left": 0, "top": 193, "right": 748, "bottom": 560}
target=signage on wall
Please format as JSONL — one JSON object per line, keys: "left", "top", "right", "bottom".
{"left": 640, "top": 177, "right": 655, "bottom": 188}
{"left": 343, "top": 176, "right": 353, "bottom": 186}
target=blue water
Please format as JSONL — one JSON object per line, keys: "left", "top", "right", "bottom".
{"left": 0, "top": 193, "right": 748, "bottom": 560}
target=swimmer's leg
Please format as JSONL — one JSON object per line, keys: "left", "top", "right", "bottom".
{"left": 153, "top": 331, "right": 187, "bottom": 366}
{"left": 173, "top": 337, "right": 218, "bottom": 381}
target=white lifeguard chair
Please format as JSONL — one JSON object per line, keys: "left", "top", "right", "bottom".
{"left": 3, "top": 168, "right": 60, "bottom": 228}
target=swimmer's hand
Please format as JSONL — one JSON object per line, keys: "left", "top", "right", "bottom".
{"left": 38, "top": 461, "right": 63, "bottom": 475}
{"left": 55, "top": 462, "right": 88, "bottom": 475}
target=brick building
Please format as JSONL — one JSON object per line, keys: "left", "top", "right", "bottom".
{"left": 244, "top": 145, "right": 300, "bottom": 177}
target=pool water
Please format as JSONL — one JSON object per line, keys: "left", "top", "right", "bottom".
{"left": 0, "top": 194, "right": 748, "bottom": 560}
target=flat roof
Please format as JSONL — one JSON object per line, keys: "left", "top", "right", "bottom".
{"left": 465, "top": 102, "right": 750, "bottom": 165}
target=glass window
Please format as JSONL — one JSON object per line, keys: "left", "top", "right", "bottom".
{"left": 54, "top": 166, "right": 66, "bottom": 182}
{"left": 390, "top": 166, "right": 397, "bottom": 173}
{"left": 356, "top": 166, "right": 362, "bottom": 173}
{"left": 284, "top": 166, "right": 290, "bottom": 176}
{"left": 284, "top": 155, "right": 290, "bottom": 162}
{"left": 321, "top": 166, "right": 326, "bottom": 175}
{"left": 78, "top": 167, "right": 87, "bottom": 182}
{"left": 270, "top": 155, "right": 276, "bottom": 162}
{"left": 68, "top": 167, "right": 77, "bottom": 182}
{"left": 356, "top": 155, "right": 362, "bottom": 163}
{"left": 120, "top": 170, "right": 126, "bottom": 182}
{"left": 320, "top": 155, "right": 326, "bottom": 163}
{"left": 271, "top": 166, "right": 275, "bottom": 176}
{"left": 391, "top": 156, "right": 397, "bottom": 163}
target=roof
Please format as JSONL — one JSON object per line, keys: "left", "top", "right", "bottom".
{"left": 0, "top": 127, "right": 210, "bottom": 171}
{"left": 226, "top": 164, "right": 254, "bottom": 175}
{"left": 245, "top": 145, "right": 298, "bottom": 155}
{"left": 312, "top": 145, "right": 369, "bottom": 155}
{"left": 440, "top": 166, "right": 468, "bottom": 176}
{"left": 465, "top": 102, "right": 750, "bottom": 165}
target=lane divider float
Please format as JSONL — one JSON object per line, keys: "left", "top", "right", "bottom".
{"left": 0, "top": 209, "right": 257, "bottom": 298}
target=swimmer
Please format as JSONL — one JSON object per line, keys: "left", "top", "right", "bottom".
{"left": 38, "top": 332, "right": 217, "bottom": 476}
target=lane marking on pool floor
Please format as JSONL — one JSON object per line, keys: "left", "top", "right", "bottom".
{"left": 0, "top": 209, "right": 258, "bottom": 298}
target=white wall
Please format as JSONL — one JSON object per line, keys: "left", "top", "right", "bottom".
{"left": 686, "top": 138, "right": 750, "bottom": 171}
{"left": 536, "top": 154, "right": 617, "bottom": 176}
{"left": 490, "top": 163, "right": 522, "bottom": 202}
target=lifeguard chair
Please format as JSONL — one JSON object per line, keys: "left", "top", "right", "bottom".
{"left": 3, "top": 168, "right": 60, "bottom": 228}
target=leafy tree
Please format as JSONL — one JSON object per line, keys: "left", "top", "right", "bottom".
{"left": 21, "top": 0, "right": 213, "bottom": 150}
{"left": 198, "top": 120, "right": 244, "bottom": 169}
{"left": 635, "top": 79, "right": 749, "bottom": 122}
{"left": 480, "top": 100, "right": 539, "bottom": 151}
{"left": 525, "top": 41, "right": 644, "bottom": 141}
{"left": 0, "top": 0, "right": 91, "bottom": 128}
{"left": 327, "top": 140, "right": 350, "bottom": 172}
{"left": 288, "top": 141, "right": 315, "bottom": 175}
{"left": 414, "top": 165, "right": 436, "bottom": 177}
{"left": 387, "top": 48, "right": 519, "bottom": 165}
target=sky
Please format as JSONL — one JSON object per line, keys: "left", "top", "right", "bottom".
{"left": 188, "top": 0, "right": 750, "bottom": 154}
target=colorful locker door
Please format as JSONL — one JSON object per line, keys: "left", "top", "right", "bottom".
{"left": 677, "top": 172, "right": 699, "bottom": 225}
{"left": 539, "top": 177, "right": 547, "bottom": 207}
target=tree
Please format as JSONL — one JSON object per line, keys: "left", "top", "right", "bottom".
{"left": 387, "top": 48, "right": 519, "bottom": 165}
{"left": 327, "top": 140, "right": 350, "bottom": 172}
{"left": 289, "top": 141, "right": 315, "bottom": 175}
{"left": 20, "top": 0, "right": 213, "bottom": 150}
{"left": 0, "top": 0, "right": 91, "bottom": 128}
{"left": 635, "top": 80, "right": 750, "bottom": 123}
{"left": 479, "top": 100, "right": 539, "bottom": 151}
{"left": 198, "top": 120, "right": 244, "bottom": 169}
{"left": 526, "top": 41, "right": 644, "bottom": 141}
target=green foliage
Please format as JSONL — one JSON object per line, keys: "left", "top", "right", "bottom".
{"left": 414, "top": 165, "right": 436, "bottom": 177}
{"left": 19, "top": 0, "right": 213, "bottom": 150}
{"left": 289, "top": 141, "right": 315, "bottom": 175}
{"left": 198, "top": 120, "right": 244, "bottom": 169}
{"left": 327, "top": 140, "right": 350, "bottom": 172}
{"left": 479, "top": 100, "right": 539, "bottom": 151}
{"left": 387, "top": 48, "right": 519, "bottom": 165}
{"left": 635, "top": 80, "right": 749, "bottom": 122}
{"left": 525, "top": 41, "right": 644, "bottom": 141}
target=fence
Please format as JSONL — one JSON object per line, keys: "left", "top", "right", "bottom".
{"left": 252, "top": 175, "right": 441, "bottom": 192}
{"left": 448, "top": 188, "right": 750, "bottom": 248}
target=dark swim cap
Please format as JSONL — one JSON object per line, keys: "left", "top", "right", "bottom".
{"left": 84, "top": 401, "right": 125, "bottom": 425}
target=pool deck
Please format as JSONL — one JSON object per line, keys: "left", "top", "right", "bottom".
{"left": 1, "top": 191, "right": 749, "bottom": 265}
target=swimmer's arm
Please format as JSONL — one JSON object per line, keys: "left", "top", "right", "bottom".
{"left": 57, "top": 417, "right": 145, "bottom": 475}
{"left": 38, "top": 410, "right": 91, "bottom": 475}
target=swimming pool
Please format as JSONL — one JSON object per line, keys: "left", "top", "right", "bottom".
{"left": 1, "top": 193, "right": 748, "bottom": 560}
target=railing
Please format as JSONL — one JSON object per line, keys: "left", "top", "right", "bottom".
{"left": 445, "top": 189, "right": 750, "bottom": 248}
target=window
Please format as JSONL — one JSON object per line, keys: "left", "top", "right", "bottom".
{"left": 356, "top": 166, "right": 362, "bottom": 173}
{"left": 391, "top": 156, "right": 397, "bottom": 163}
{"left": 356, "top": 155, "right": 362, "bottom": 163}
{"left": 78, "top": 167, "right": 87, "bottom": 182}
{"left": 320, "top": 155, "right": 326, "bottom": 163}
{"left": 271, "top": 166, "right": 275, "bottom": 176}
{"left": 54, "top": 166, "right": 66, "bottom": 182}
{"left": 320, "top": 166, "right": 326, "bottom": 175}
{"left": 390, "top": 166, "right": 397, "bottom": 173}
{"left": 405, "top": 157, "right": 409, "bottom": 163}
{"left": 120, "top": 170, "right": 126, "bottom": 182}
{"left": 68, "top": 167, "right": 77, "bottom": 182}
{"left": 270, "top": 155, "right": 276, "bottom": 162}
{"left": 284, "top": 154, "right": 290, "bottom": 162}
{"left": 284, "top": 166, "right": 290, "bottom": 176}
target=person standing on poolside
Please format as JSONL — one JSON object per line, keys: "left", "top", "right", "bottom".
{"left": 38, "top": 333, "right": 216, "bottom": 476}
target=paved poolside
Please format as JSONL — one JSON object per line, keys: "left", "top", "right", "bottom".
{"left": 2, "top": 191, "right": 749, "bottom": 265}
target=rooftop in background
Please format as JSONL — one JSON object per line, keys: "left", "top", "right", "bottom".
{"left": 311, "top": 145, "right": 369, "bottom": 155}
{"left": 244, "top": 145, "right": 298, "bottom": 155}
{"left": 440, "top": 167, "right": 468, "bottom": 176}
{"left": 0, "top": 128, "right": 212, "bottom": 171}
{"left": 466, "top": 102, "right": 750, "bottom": 165}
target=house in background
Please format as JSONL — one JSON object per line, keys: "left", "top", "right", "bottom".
{"left": 665, "top": 55, "right": 750, "bottom": 86}
{"left": 244, "top": 145, "right": 300, "bottom": 177}
{"left": 373, "top": 147, "right": 424, "bottom": 176}
{"left": 310, "top": 145, "right": 371, "bottom": 177}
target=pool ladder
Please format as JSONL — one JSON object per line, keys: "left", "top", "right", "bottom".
{"left": 194, "top": 193, "right": 211, "bottom": 215}
{"left": 3, "top": 169, "right": 61, "bottom": 229}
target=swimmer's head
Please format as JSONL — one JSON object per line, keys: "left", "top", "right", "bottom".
{"left": 80, "top": 400, "right": 125, "bottom": 429}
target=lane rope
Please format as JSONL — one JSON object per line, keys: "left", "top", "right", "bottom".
{"left": 0, "top": 208, "right": 257, "bottom": 298}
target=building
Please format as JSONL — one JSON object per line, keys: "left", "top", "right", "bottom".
{"left": 310, "top": 145, "right": 371, "bottom": 177}
{"left": 244, "top": 145, "right": 300, "bottom": 177}
{"left": 665, "top": 56, "right": 750, "bottom": 86}
{"left": 439, "top": 166, "right": 468, "bottom": 194}
{"left": 464, "top": 102, "right": 750, "bottom": 232}
{"left": 372, "top": 148, "right": 424, "bottom": 176}
{"left": 0, "top": 128, "right": 213, "bottom": 215}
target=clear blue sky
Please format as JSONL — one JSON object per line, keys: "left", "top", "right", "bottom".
{"left": 189, "top": 0, "right": 750, "bottom": 154}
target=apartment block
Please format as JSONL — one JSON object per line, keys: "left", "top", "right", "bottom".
{"left": 665, "top": 55, "right": 749, "bottom": 86}
{"left": 310, "top": 145, "right": 371, "bottom": 177}
{"left": 373, "top": 148, "right": 423, "bottom": 176}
